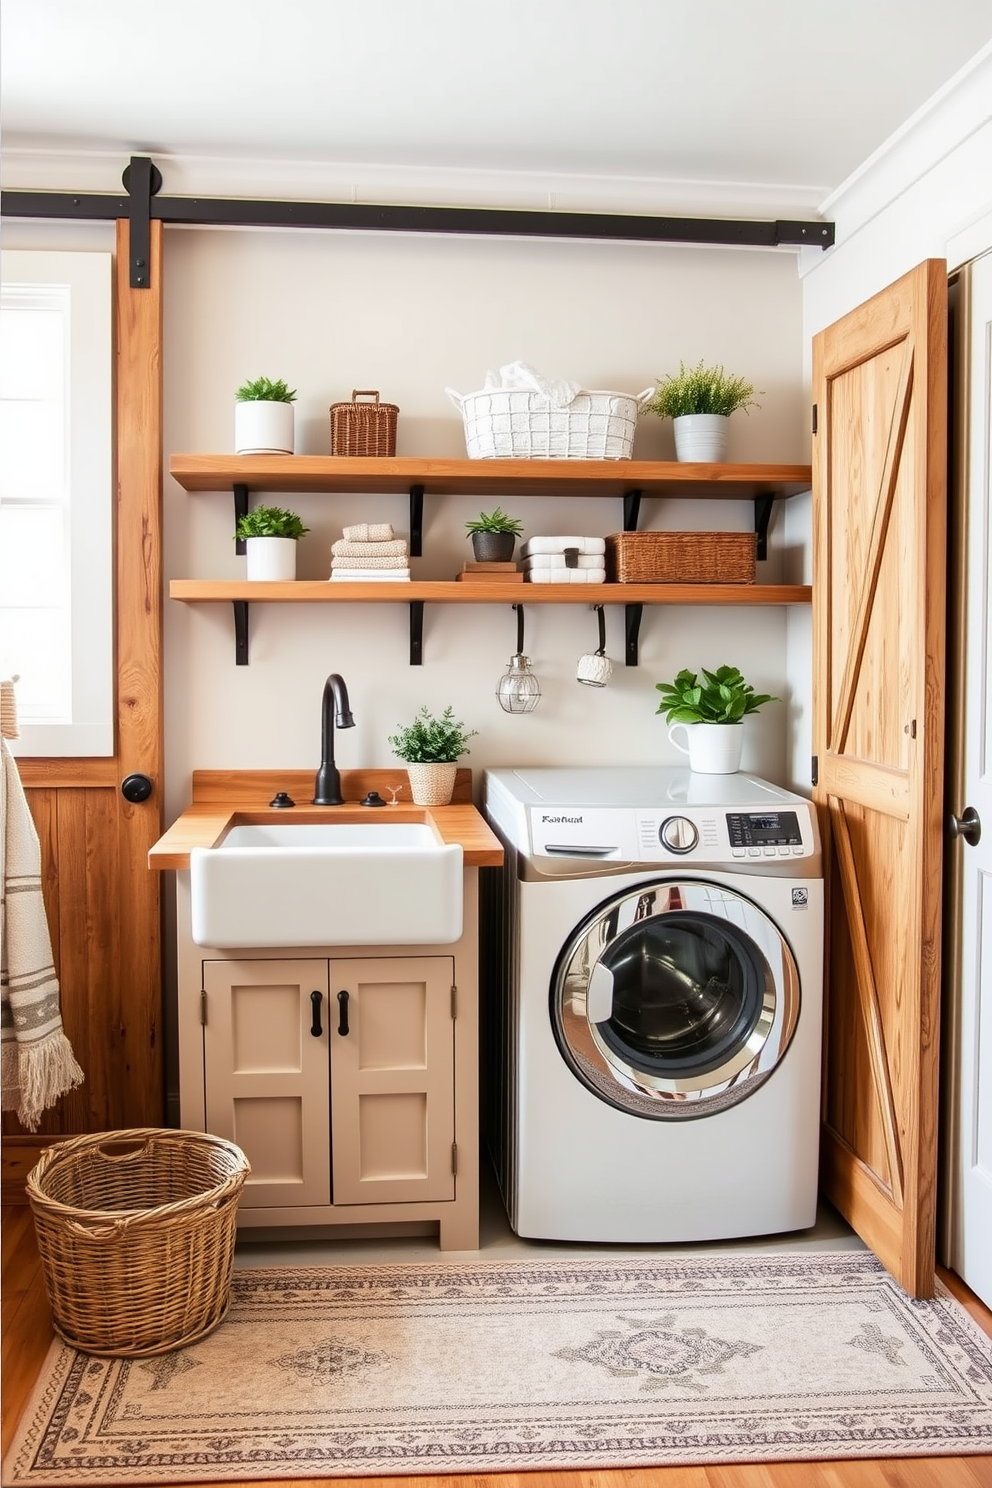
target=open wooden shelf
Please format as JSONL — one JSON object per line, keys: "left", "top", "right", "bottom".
{"left": 170, "top": 579, "right": 812, "bottom": 605}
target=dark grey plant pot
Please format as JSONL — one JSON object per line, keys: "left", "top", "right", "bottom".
{"left": 471, "top": 531, "right": 516, "bottom": 562}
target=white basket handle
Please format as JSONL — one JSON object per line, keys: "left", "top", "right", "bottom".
{"left": 635, "top": 386, "right": 657, "bottom": 406}
{"left": 444, "top": 387, "right": 466, "bottom": 412}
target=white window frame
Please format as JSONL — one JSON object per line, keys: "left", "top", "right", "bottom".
{"left": 0, "top": 250, "right": 114, "bottom": 756}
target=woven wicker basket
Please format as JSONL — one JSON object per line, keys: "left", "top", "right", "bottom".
{"left": 330, "top": 390, "right": 398, "bottom": 457}
{"left": 27, "top": 1128, "right": 250, "bottom": 1357}
{"left": 606, "top": 531, "right": 756, "bottom": 584}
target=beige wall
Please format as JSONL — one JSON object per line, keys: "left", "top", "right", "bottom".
{"left": 162, "top": 226, "right": 805, "bottom": 816}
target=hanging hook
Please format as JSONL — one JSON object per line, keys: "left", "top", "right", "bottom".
{"left": 594, "top": 604, "right": 606, "bottom": 656}
{"left": 513, "top": 603, "right": 526, "bottom": 656}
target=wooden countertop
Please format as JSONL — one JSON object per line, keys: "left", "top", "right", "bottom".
{"left": 148, "top": 768, "right": 504, "bottom": 870}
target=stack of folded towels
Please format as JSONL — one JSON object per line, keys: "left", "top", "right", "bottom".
{"left": 520, "top": 535, "right": 606, "bottom": 583}
{"left": 330, "top": 523, "right": 410, "bottom": 581}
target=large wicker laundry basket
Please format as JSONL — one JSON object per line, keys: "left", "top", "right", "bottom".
{"left": 27, "top": 1127, "right": 250, "bottom": 1357}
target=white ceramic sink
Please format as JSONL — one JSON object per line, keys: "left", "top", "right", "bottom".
{"left": 189, "top": 819, "right": 463, "bottom": 948}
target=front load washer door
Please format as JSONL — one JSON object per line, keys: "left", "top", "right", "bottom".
{"left": 552, "top": 879, "right": 800, "bottom": 1119}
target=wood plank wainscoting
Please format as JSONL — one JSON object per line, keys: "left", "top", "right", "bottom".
{"left": 3, "top": 1201, "right": 991, "bottom": 1487}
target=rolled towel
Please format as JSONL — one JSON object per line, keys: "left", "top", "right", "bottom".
{"left": 520, "top": 535, "right": 606, "bottom": 558}
{"left": 521, "top": 552, "right": 604, "bottom": 570}
{"left": 332, "top": 538, "right": 408, "bottom": 557}
{"left": 330, "top": 568, "right": 411, "bottom": 581}
{"left": 524, "top": 565, "right": 606, "bottom": 584}
{"left": 342, "top": 522, "right": 394, "bottom": 542}
{"left": 330, "top": 552, "right": 409, "bottom": 570}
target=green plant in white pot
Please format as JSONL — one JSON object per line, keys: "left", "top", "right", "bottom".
{"left": 655, "top": 664, "right": 778, "bottom": 773}
{"left": 388, "top": 705, "right": 478, "bottom": 805}
{"left": 235, "top": 504, "right": 309, "bottom": 581}
{"left": 234, "top": 375, "right": 297, "bottom": 456}
{"left": 643, "top": 361, "right": 760, "bottom": 463}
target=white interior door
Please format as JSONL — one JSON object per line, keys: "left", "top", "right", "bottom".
{"left": 947, "top": 250, "right": 992, "bottom": 1307}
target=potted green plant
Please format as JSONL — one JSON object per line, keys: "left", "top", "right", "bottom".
{"left": 643, "top": 360, "right": 761, "bottom": 463}
{"left": 654, "top": 664, "right": 778, "bottom": 773}
{"left": 465, "top": 507, "right": 524, "bottom": 563}
{"left": 234, "top": 375, "right": 298, "bottom": 456}
{"left": 235, "top": 504, "right": 309, "bottom": 581}
{"left": 388, "top": 705, "right": 479, "bottom": 805}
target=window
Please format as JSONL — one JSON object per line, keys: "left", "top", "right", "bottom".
{"left": 0, "top": 251, "right": 113, "bottom": 755}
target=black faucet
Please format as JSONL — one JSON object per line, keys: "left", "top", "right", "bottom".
{"left": 312, "top": 673, "right": 355, "bottom": 806}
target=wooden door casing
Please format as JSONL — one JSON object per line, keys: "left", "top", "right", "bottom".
{"left": 812, "top": 259, "right": 947, "bottom": 1297}
{"left": 2, "top": 219, "right": 164, "bottom": 1163}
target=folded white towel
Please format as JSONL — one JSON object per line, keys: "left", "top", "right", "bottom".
{"left": 521, "top": 553, "right": 604, "bottom": 570}
{"left": 520, "top": 536, "right": 606, "bottom": 558}
{"left": 524, "top": 566, "right": 606, "bottom": 584}
{"left": 332, "top": 538, "right": 408, "bottom": 558}
{"left": 330, "top": 568, "right": 411, "bottom": 581}
{"left": 342, "top": 523, "right": 394, "bottom": 542}
{"left": 330, "top": 552, "right": 409, "bottom": 570}
{"left": 481, "top": 361, "right": 582, "bottom": 409}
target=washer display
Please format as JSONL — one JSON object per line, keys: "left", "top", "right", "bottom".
{"left": 482, "top": 766, "right": 825, "bottom": 1243}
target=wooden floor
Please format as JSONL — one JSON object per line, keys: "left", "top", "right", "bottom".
{"left": 4, "top": 1201, "right": 992, "bottom": 1488}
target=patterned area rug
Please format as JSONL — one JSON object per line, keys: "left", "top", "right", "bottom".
{"left": 5, "top": 1251, "right": 992, "bottom": 1482}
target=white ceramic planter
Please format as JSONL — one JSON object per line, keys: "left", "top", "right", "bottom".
{"left": 668, "top": 721, "right": 744, "bottom": 774}
{"left": 672, "top": 413, "right": 729, "bottom": 463}
{"left": 406, "top": 762, "right": 458, "bottom": 806}
{"left": 234, "top": 400, "right": 295, "bottom": 455}
{"left": 245, "top": 536, "right": 297, "bottom": 581}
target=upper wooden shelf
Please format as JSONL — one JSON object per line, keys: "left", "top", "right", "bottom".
{"left": 169, "top": 454, "right": 812, "bottom": 501}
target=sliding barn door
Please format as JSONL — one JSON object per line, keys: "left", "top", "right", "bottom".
{"left": 812, "top": 258, "right": 947, "bottom": 1298}
{"left": 2, "top": 220, "right": 164, "bottom": 1158}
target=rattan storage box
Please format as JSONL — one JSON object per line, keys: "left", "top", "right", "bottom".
{"left": 330, "top": 389, "right": 398, "bottom": 457}
{"left": 27, "top": 1127, "right": 250, "bottom": 1357}
{"left": 606, "top": 531, "right": 756, "bottom": 584}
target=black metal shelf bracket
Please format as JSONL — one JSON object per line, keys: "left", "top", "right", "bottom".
{"left": 233, "top": 601, "right": 249, "bottom": 665}
{"left": 754, "top": 493, "right": 776, "bottom": 561}
{"left": 409, "top": 485, "right": 425, "bottom": 557}
{"left": 623, "top": 490, "right": 643, "bottom": 533}
{"left": 624, "top": 604, "right": 643, "bottom": 667}
{"left": 409, "top": 600, "right": 425, "bottom": 665}
{"left": 233, "top": 483, "right": 249, "bottom": 555}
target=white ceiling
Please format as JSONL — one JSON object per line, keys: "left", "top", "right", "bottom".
{"left": 3, "top": 0, "right": 992, "bottom": 218}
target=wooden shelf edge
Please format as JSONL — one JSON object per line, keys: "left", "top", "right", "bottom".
{"left": 169, "top": 579, "right": 813, "bottom": 605}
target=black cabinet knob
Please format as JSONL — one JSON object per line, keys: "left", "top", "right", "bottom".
{"left": 121, "top": 773, "right": 153, "bottom": 803}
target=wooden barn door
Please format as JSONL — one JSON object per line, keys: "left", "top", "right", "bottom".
{"left": 812, "top": 258, "right": 947, "bottom": 1297}
{"left": 2, "top": 220, "right": 164, "bottom": 1175}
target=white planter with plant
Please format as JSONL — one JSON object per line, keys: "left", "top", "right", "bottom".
{"left": 388, "top": 706, "right": 478, "bottom": 806}
{"left": 235, "top": 505, "right": 309, "bottom": 581}
{"left": 465, "top": 507, "right": 524, "bottom": 563}
{"left": 234, "top": 376, "right": 297, "bottom": 455}
{"left": 655, "top": 664, "right": 778, "bottom": 773}
{"left": 643, "top": 361, "right": 760, "bottom": 462}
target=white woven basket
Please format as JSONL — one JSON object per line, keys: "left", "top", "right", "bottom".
{"left": 446, "top": 384, "right": 654, "bottom": 460}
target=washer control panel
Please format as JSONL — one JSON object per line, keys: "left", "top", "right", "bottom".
{"left": 528, "top": 801, "right": 816, "bottom": 863}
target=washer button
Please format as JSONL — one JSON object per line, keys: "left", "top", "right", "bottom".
{"left": 748, "top": 847, "right": 762, "bottom": 857}
{"left": 732, "top": 848, "right": 746, "bottom": 858}
{"left": 659, "top": 815, "right": 699, "bottom": 854}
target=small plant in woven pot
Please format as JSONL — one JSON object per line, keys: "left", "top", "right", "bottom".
{"left": 465, "top": 508, "right": 524, "bottom": 563}
{"left": 388, "top": 706, "right": 479, "bottom": 806}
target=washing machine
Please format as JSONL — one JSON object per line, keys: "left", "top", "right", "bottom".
{"left": 481, "top": 766, "right": 824, "bottom": 1243}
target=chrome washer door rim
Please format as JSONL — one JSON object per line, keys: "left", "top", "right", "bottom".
{"left": 552, "top": 878, "right": 801, "bottom": 1119}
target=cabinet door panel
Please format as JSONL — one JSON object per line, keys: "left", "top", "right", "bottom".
{"left": 203, "top": 958, "right": 330, "bottom": 1208}
{"left": 331, "top": 957, "right": 454, "bottom": 1205}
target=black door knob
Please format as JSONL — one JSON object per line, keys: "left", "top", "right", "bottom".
{"left": 121, "top": 773, "right": 153, "bottom": 803}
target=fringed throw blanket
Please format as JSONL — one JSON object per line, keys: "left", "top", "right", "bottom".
{"left": 1, "top": 739, "right": 84, "bottom": 1129}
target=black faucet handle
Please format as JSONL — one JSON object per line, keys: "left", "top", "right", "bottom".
{"left": 362, "top": 791, "right": 387, "bottom": 808}
{"left": 269, "top": 791, "right": 296, "bottom": 808}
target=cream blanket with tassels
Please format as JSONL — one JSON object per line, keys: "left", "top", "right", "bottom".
{"left": 1, "top": 738, "right": 84, "bottom": 1129}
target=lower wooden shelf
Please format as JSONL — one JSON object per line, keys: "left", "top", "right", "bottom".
{"left": 169, "top": 578, "right": 812, "bottom": 665}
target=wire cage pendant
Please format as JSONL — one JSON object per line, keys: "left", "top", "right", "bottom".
{"left": 497, "top": 606, "right": 541, "bottom": 714}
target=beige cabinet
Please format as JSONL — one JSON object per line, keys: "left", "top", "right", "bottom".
{"left": 175, "top": 870, "right": 480, "bottom": 1250}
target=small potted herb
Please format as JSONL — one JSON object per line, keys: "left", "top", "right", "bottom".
{"left": 654, "top": 664, "right": 778, "bottom": 774}
{"left": 643, "top": 361, "right": 761, "bottom": 463}
{"left": 388, "top": 705, "right": 479, "bottom": 805}
{"left": 465, "top": 507, "right": 524, "bottom": 563}
{"left": 235, "top": 504, "right": 310, "bottom": 581}
{"left": 234, "top": 375, "right": 298, "bottom": 455}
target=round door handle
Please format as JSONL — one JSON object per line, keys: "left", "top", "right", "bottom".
{"left": 948, "top": 806, "right": 981, "bottom": 846}
{"left": 121, "top": 773, "right": 153, "bottom": 803}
